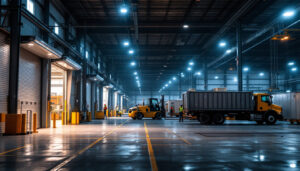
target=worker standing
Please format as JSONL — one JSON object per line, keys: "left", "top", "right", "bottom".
{"left": 104, "top": 104, "right": 107, "bottom": 119}
{"left": 179, "top": 105, "right": 184, "bottom": 122}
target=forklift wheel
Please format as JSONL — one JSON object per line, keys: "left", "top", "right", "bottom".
{"left": 155, "top": 112, "right": 162, "bottom": 120}
{"left": 136, "top": 113, "right": 144, "bottom": 120}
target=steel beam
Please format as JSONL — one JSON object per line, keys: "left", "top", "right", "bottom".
{"left": 236, "top": 21, "right": 243, "bottom": 91}
{"left": 8, "top": 0, "right": 21, "bottom": 114}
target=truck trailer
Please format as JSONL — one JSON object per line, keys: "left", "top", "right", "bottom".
{"left": 183, "top": 91, "right": 282, "bottom": 125}
{"left": 272, "top": 92, "right": 300, "bottom": 124}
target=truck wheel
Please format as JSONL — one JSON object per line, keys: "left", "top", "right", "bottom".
{"left": 265, "top": 113, "right": 277, "bottom": 125}
{"left": 199, "top": 113, "right": 211, "bottom": 125}
{"left": 155, "top": 112, "right": 162, "bottom": 120}
{"left": 132, "top": 117, "right": 136, "bottom": 120}
{"left": 213, "top": 113, "right": 225, "bottom": 125}
{"left": 136, "top": 113, "right": 143, "bottom": 120}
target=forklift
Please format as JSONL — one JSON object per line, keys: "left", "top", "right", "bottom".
{"left": 128, "top": 95, "right": 165, "bottom": 120}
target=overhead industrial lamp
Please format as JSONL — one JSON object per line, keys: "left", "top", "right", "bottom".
{"left": 20, "top": 37, "right": 62, "bottom": 59}
{"left": 52, "top": 57, "right": 81, "bottom": 70}
{"left": 88, "top": 74, "right": 104, "bottom": 82}
{"left": 104, "top": 84, "right": 114, "bottom": 89}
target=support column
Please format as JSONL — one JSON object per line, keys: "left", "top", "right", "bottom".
{"left": 224, "top": 70, "right": 227, "bottom": 88}
{"left": 204, "top": 63, "right": 208, "bottom": 91}
{"left": 42, "top": 0, "right": 49, "bottom": 43}
{"left": 8, "top": 0, "right": 21, "bottom": 114}
{"left": 40, "top": 59, "right": 50, "bottom": 128}
{"left": 236, "top": 21, "right": 243, "bottom": 91}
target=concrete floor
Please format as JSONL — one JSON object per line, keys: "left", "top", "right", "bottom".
{"left": 0, "top": 117, "right": 300, "bottom": 171}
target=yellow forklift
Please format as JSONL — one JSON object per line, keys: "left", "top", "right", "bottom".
{"left": 128, "top": 96, "right": 165, "bottom": 120}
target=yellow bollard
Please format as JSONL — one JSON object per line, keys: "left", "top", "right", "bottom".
{"left": 53, "top": 113, "right": 56, "bottom": 128}
{"left": 33, "top": 113, "right": 38, "bottom": 133}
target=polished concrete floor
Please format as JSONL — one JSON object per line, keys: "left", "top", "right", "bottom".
{"left": 0, "top": 117, "right": 300, "bottom": 171}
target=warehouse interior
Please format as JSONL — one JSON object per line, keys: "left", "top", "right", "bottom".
{"left": 0, "top": 0, "right": 300, "bottom": 170}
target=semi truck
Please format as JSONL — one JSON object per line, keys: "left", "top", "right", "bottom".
{"left": 183, "top": 91, "right": 282, "bottom": 125}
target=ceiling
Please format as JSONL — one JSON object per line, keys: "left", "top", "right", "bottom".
{"left": 61, "top": 0, "right": 300, "bottom": 93}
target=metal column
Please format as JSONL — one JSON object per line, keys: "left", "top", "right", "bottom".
{"left": 204, "top": 63, "right": 208, "bottom": 91}
{"left": 8, "top": 0, "right": 21, "bottom": 114}
{"left": 236, "top": 21, "right": 243, "bottom": 91}
{"left": 224, "top": 70, "right": 227, "bottom": 88}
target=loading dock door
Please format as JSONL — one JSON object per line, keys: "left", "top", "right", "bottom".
{"left": 18, "top": 49, "right": 41, "bottom": 128}
{"left": 50, "top": 65, "right": 66, "bottom": 127}
{"left": 0, "top": 32, "right": 10, "bottom": 113}
{"left": 86, "top": 81, "right": 92, "bottom": 112}
{"left": 103, "top": 87, "right": 109, "bottom": 109}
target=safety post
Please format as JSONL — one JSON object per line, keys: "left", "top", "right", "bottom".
{"left": 52, "top": 113, "right": 56, "bottom": 128}
{"left": 33, "top": 113, "right": 38, "bottom": 133}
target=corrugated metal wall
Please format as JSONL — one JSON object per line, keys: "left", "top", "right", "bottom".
{"left": 0, "top": 32, "right": 9, "bottom": 113}
{"left": 18, "top": 49, "right": 41, "bottom": 128}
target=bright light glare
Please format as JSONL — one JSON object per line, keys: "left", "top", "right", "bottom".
{"left": 286, "top": 90, "right": 291, "bottom": 93}
{"left": 135, "top": 76, "right": 139, "bottom": 79}
{"left": 134, "top": 72, "right": 137, "bottom": 75}
{"left": 169, "top": 81, "right": 172, "bottom": 84}
{"left": 187, "top": 67, "right": 192, "bottom": 71}
{"left": 173, "top": 77, "right": 176, "bottom": 80}
{"left": 219, "top": 41, "right": 226, "bottom": 47}
{"left": 183, "top": 24, "right": 189, "bottom": 29}
{"left": 123, "top": 41, "right": 129, "bottom": 46}
{"left": 130, "top": 62, "right": 136, "bottom": 66}
{"left": 288, "top": 62, "right": 295, "bottom": 66}
{"left": 196, "top": 72, "right": 201, "bottom": 76}
{"left": 233, "top": 77, "right": 237, "bottom": 82}
{"left": 291, "top": 67, "right": 297, "bottom": 71}
{"left": 129, "top": 49, "right": 134, "bottom": 54}
{"left": 243, "top": 67, "right": 249, "bottom": 72}
{"left": 189, "top": 62, "right": 194, "bottom": 66}
{"left": 120, "top": 7, "right": 128, "bottom": 14}
{"left": 290, "top": 163, "right": 296, "bottom": 168}
{"left": 214, "top": 76, "right": 219, "bottom": 79}
{"left": 226, "top": 49, "right": 232, "bottom": 54}
{"left": 282, "top": 10, "right": 295, "bottom": 18}
{"left": 259, "top": 72, "right": 264, "bottom": 76}
{"left": 165, "top": 84, "right": 168, "bottom": 87}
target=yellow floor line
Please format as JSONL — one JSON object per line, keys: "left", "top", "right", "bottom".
{"left": 50, "top": 119, "right": 129, "bottom": 171}
{"left": 144, "top": 122, "right": 158, "bottom": 171}
{"left": 0, "top": 144, "right": 31, "bottom": 155}
{"left": 166, "top": 129, "right": 192, "bottom": 145}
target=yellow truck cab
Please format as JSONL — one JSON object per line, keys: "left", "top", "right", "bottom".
{"left": 128, "top": 98, "right": 163, "bottom": 120}
{"left": 253, "top": 93, "right": 283, "bottom": 124}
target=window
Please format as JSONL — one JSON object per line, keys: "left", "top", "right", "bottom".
{"left": 261, "top": 96, "right": 270, "bottom": 103}
{"left": 27, "top": 0, "right": 34, "bottom": 14}
{"left": 54, "top": 22, "right": 59, "bottom": 35}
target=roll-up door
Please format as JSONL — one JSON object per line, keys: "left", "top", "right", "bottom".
{"left": 86, "top": 81, "right": 92, "bottom": 112}
{"left": 0, "top": 32, "right": 9, "bottom": 113}
{"left": 96, "top": 86, "right": 100, "bottom": 111}
{"left": 18, "top": 49, "right": 41, "bottom": 128}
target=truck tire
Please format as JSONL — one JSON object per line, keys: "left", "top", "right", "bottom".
{"left": 213, "top": 113, "right": 225, "bottom": 125}
{"left": 199, "top": 113, "right": 211, "bottom": 125}
{"left": 155, "top": 112, "right": 162, "bottom": 120}
{"left": 136, "top": 113, "right": 143, "bottom": 120}
{"left": 265, "top": 112, "right": 277, "bottom": 125}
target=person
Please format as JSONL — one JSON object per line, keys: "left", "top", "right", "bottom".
{"left": 116, "top": 105, "right": 120, "bottom": 117}
{"left": 104, "top": 104, "right": 107, "bottom": 119}
{"left": 179, "top": 105, "right": 184, "bottom": 122}
{"left": 170, "top": 106, "right": 174, "bottom": 117}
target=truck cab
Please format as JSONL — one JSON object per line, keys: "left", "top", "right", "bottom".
{"left": 128, "top": 98, "right": 163, "bottom": 120}
{"left": 254, "top": 93, "right": 283, "bottom": 124}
